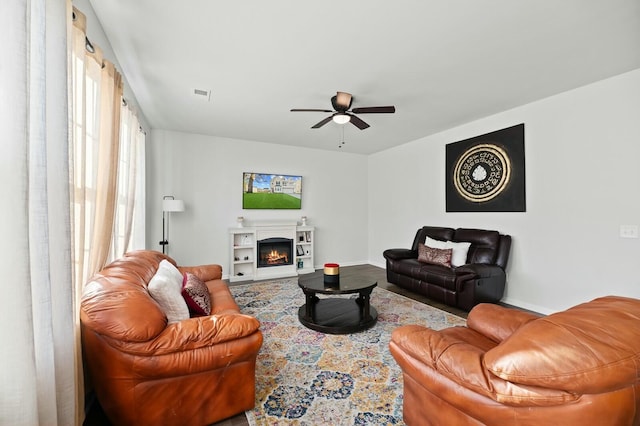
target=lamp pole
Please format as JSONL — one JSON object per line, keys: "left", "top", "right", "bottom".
{"left": 159, "top": 195, "right": 185, "bottom": 255}
{"left": 159, "top": 210, "right": 168, "bottom": 253}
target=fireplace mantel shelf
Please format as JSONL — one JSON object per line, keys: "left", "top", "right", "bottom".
{"left": 246, "top": 220, "right": 299, "bottom": 227}
{"left": 229, "top": 224, "right": 315, "bottom": 282}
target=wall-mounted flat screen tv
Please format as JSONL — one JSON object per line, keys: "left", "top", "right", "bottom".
{"left": 243, "top": 172, "right": 302, "bottom": 209}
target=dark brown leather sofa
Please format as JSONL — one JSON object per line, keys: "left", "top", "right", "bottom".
{"left": 390, "top": 296, "right": 640, "bottom": 425}
{"left": 383, "top": 226, "right": 511, "bottom": 311}
{"left": 80, "top": 250, "right": 263, "bottom": 426}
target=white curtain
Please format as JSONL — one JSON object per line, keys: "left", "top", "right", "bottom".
{"left": 0, "top": 0, "right": 77, "bottom": 425}
{"left": 110, "top": 103, "right": 146, "bottom": 259}
{"left": 132, "top": 123, "right": 147, "bottom": 250}
{"left": 70, "top": 6, "right": 123, "bottom": 286}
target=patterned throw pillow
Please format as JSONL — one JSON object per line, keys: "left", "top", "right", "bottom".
{"left": 417, "top": 243, "right": 453, "bottom": 268}
{"left": 425, "top": 236, "right": 471, "bottom": 267}
{"left": 181, "top": 273, "right": 212, "bottom": 316}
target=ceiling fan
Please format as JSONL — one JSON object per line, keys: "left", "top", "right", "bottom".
{"left": 291, "top": 91, "right": 395, "bottom": 130}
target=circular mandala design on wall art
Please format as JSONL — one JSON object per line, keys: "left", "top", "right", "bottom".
{"left": 453, "top": 143, "right": 511, "bottom": 202}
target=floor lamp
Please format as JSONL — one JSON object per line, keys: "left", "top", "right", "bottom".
{"left": 159, "top": 195, "right": 185, "bottom": 255}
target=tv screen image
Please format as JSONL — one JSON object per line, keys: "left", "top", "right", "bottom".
{"left": 243, "top": 172, "right": 302, "bottom": 209}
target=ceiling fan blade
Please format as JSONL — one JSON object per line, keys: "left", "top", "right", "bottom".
{"left": 349, "top": 114, "right": 370, "bottom": 130}
{"left": 351, "top": 106, "right": 396, "bottom": 114}
{"left": 291, "top": 108, "right": 333, "bottom": 113}
{"left": 311, "top": 116, "right": 334, "bottom": 129}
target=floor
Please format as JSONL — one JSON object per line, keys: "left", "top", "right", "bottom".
{"left": 84, "top": 264, "right": 470, "bottom": 426}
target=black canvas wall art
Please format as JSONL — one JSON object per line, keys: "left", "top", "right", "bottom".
{"left": 446, "top": 124, "right": 525, "bottom": 212}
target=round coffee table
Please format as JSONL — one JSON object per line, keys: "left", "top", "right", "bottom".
{"left": 298, "top": 270, "right": 377, "bottom": 334}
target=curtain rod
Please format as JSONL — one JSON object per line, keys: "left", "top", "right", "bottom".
{"left": 73, "top": 8, "right": 147, "bottom": 137}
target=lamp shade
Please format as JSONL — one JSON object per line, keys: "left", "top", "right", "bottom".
{"left": 162, "top": 199, "right": 185, "bottom": 212}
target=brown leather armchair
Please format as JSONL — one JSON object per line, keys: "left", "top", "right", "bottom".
{"left": 81, "top": 250, "right": 263, "bottom": 426}
{"left": 390, "top": 296, "right": 640, "bottom": 425}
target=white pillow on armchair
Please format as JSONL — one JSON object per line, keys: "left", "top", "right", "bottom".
{"left": 148, "top": 259, "right": 189, "bottom": 323}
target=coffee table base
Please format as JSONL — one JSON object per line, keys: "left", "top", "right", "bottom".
{"left": 298, "top": 298, "right": 378, "bottom": 334}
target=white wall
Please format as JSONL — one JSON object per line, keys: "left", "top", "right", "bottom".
{"left": 147, "top": 131, "right": 370, "bottom": 274}
{"left": 369, "top": 69, "right": 640, "bottom": 314}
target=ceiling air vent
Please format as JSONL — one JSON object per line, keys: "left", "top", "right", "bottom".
{"left": 193, "top": 88, "right": 211, "bottom": 101}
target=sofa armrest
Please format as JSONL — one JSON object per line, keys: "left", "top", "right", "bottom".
{"left": 208, "top": 279, "right": 241, "bottom": 314}
{"left": 178, "top": 264, "right": 222, "bottom": 282}
{"left": 383, "top": 248, "right": 417, "bottom": 261}
{"left": 107, "top": 313, "right": 261, "bottom": 355}
{"left": 467, "top": 303, "right": 540, "bottom": 343}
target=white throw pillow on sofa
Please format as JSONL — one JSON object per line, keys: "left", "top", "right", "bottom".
{"left": 424, "top": 236, "right": 448, "bottom": 250}
{"left": 148, "top": 259, "right": 189, "bottom": 323}
{"left": 445, "top": 241, "right": 472, "bottom": 267}
{"left": 424, "top": 236, "right": 471, "bottom": 267}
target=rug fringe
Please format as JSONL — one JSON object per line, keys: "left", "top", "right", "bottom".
{"left": 245, "top": 410, "right": 257, "bottom": 426}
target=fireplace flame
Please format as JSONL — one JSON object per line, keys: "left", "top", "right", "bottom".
{"left": 265, "top": 249, "right": 288, "bottom": 264}
{"left": 257, "top": 238, "right": 293, "bottom": 268}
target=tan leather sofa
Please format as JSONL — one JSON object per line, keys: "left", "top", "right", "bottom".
{"left": 81, "top": 250, "right": 263, "bottom": 426}
{"left": 390, "top": 296, "right": 640, "bottom": 425}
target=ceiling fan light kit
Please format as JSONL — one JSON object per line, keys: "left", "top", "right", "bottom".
{"left": 291, "top": 91, "right": 395, "bottom": 131}
{"left": 332, "top": 113, "right": 351, "bottom": 124}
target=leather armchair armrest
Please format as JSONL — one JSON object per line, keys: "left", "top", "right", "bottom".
{"left": 467, "top": 303, "right": 540, "bottom": 343}
{"left": 390, "top": 323, "right": 577, "bottom": 407}
{"left": 96, "top": 313, "right": 263, "bottom": 379}
{"left": 108, "top": 313, "right": 261, "bottom": 356}
{"left": 383, "top": 248, "right": 417, "bottom": 261}
{"left": 178, "top": 264, "right": 223, "bottom": 282}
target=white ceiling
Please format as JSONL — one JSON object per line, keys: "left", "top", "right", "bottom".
{"left": 89, "top": 0, "right": 640, "bottom": 154}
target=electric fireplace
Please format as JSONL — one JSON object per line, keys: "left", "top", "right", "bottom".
{"left": 257, "top": 237, "right": 294, "bottom": 268}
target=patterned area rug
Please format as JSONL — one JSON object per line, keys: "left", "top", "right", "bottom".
{"left": 230, "top": 278, "right": 466, "bottom": 426}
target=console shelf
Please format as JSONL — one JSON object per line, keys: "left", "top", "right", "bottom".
{"left": 295, "top": 226, "right": 315, "bottom": 274}
{"left": 229, "top": 232, "right": 255, "bottom": 281}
